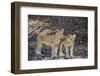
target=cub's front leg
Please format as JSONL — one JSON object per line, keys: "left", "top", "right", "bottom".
{"left": 51, "top": 46, "right": 58, "bottom": 59}
{"left": 65, "top": 46, "right": 70, "bottom": 58}
{"left": 59, "top": 44, "right": 65, "bottom": 58}
{"left": 70, "top": 45, "right": 75, "bottom": 58}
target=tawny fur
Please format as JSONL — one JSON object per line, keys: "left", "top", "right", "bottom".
{"left": 59, "top": 33, "right": 76, "bottom": 58}
{"left": 35, "top": 29, "right": 64, "bottom": 58}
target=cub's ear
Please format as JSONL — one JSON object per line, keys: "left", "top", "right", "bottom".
{"left": 73, "top": 34, "right": 76, "bottom": 38}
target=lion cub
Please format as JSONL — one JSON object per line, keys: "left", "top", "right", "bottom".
{"left": 59, "top": 33, "right": 76, "bottom": 58}
{"left": 35, "top": 29, "right": 64, "bottom": 58}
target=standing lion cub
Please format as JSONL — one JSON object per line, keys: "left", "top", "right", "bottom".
{"left": 59, "top": 33, "right": 76, "bottom": 58}
{"left": 35, "top": 29, "right": 64, "bottom": 58}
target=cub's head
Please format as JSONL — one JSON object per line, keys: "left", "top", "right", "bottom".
{"left": 67, "top": 33, "right": 76, "bottom": 40}
{"left": 62, "top": 32, "right": 76, "bottom": 42}
{"left": 56, "top": 29, "right": 64, "bottom": 39}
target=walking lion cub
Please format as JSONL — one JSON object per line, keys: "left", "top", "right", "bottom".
{"left": 35, "top": 29, "right": 64, "bottom": 58}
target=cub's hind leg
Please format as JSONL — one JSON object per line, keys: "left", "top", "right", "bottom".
{"left": 35, "top": 41, "right": 43, "bottom": 56}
